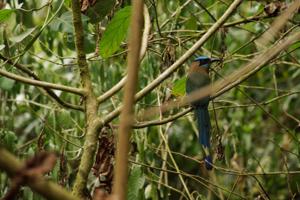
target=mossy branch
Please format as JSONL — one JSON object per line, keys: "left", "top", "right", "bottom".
{"left": 70, "top": 0, "right": 101, "bottom": 198}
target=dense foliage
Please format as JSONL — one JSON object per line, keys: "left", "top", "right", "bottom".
{"left": 0, "top": 0, "right": 300, "bottom": 199}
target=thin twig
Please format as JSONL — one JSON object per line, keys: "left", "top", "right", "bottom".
{"left": 140, "top": 31, "right": 300, "bottom": 139}
{"left": 97, "top": 0, "right": 243, "bottom": 127}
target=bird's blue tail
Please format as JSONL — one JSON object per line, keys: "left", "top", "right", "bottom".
{"left": 195, "top": 107, "right": 212, "bottom": 170}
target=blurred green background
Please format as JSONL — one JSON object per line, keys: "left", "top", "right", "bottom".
{"left": 0, "top": 0, "right": 300, "bottom": 199}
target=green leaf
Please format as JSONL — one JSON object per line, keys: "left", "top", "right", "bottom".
{"left": 85, "top": 0, "right": 116, "bottom": 23}
{"left": 0, "top": 9, "right": 15, "bottom": 23}
{"left": 50, "top": 12, "right": 88, "bottom": 33}
{"left": 185, "top": 15, "right": 197, "bottom": 30}
{"left": 0, "top": 130, "right": 18, "bottom": 152}
{"left": 145, "top": 183, "right": 158, "bottom": 200}
{"left": 0, "top": 77, "right": 15, "bottom": 90}
{"left": 99, "top": 6, "right": 132, "bottom": 58}
{"left": 50, "top": 11, "right": 74, "bottom": 33}
{"left": 172, "top": 77, "right": 187, "bottom": 96}
{"left": 57, "top": 110, "right": 73, "bottom": 128}
{"left": 0, "top": 44, "right": 5, "bottom": 51}
{"left": 127, "top": 166, "right": 145, "bottom": 200}
{"left": 64, "top": 0, "right": 72, "bottom": 8}
{"left": 288, "top": 41, "right": 300, "bottom": 52}
{"left": 224, "top": 142, "right": 231, "bottom": 167}
{"left": 10, "top": 27, "right": 36, "bottom": 43}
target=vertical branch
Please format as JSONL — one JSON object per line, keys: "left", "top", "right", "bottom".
{"left": 112, "top": 0, "right": 144, "bottom": 199}
{"left": 71, "top": 0, "right": 101, "bottom": 198}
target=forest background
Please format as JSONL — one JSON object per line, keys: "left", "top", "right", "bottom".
{"left": 0, "top": 0, "right": 300, "bottom": 199}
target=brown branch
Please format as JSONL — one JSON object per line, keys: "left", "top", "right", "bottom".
{"left": 71, "top": 0, "right": 102, "bottom": 198}
{"left": 132, "top": 90, "right": 299, "bottom": 129}
{"left": 141, "top": 31, "right": 300, "bottom": 140}
{"left": 138, "top": 3, "right": 300, "bottom": 124}
{"left": 0, "top": 67, "right": 85, "bottom": 95}
{"left": 112, "top": 0, "right": 144, "bottom": 199}
{"left": 96, "top": 5, "right": 151, "bottom": 104}
{"left": 97, "top": 76, "right": 126, "bottom": 104}
{"left": 97, "top": 0, "right": 243, "bottom": 127}
{"left": 0, "top": 148, "right": 80, "bottom": 200}
{"left": 0, "top": 54, "right": 84, "bottom": 111}
{"left": 256, "top": 1, "right": 300, "bottom": 49}
{"left": 97, "top": 4, "right": 277, "bottom": 106}
{"left": 133, "top": 107, "right": 192, "bottom": 129}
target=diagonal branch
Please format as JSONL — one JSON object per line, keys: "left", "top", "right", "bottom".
{"left": 96, "top": 4, "right": 151, "bottom": 104}
{"left": 98, "top": 0, "right": 243, "bottom": 126}
{"left": 143, "top": 31, "right": 300, "bottom": 141}
{"left": 0, "top": 147, "right": 80, "bottom": 200}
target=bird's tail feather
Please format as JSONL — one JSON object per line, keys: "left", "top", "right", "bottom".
{"left": 195, "top": 107, "right": 211, "bottom": 148}
{"left": 195, "top": 107, "right": 212, "bottom": 170}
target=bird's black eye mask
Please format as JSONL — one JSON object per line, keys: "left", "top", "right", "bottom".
{"left": 198, "top": 58, "right": 210, "bottom": 66}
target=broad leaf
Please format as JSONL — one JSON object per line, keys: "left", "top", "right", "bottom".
{"left": 99, "top": 6, "right": 131, "bottom": 58}
{"left": 50, "top": 12, "right": 88, "bottom": 33}
{"left": 85, "top": 0, "right": 116, "bottom": 23}
{"left": 0, "top": 9, "right": 15, "bottom": 23}
{"left": 64, "top": 0, "right": 72, "bottom": 8}
{"left": 0, "top": 44, "right": 5, "bottom": 51}
{"left": 127, "top": 166, "right": 145, "bottom": 200}
{"left": 172, "top": 77, "right": 187, "bottom": 96}
{"left": 10, "top": 27, "right": 36, "bottom": 43}
{"left": 0, "top": 77, "right": 15, "bottom": 90}
{"left": 0, "top": 129, "right": 18, "bottom": 152}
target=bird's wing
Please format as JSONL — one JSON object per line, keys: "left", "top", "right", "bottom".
{"left": 186, "top": 73, "right": 210, "bottom": 106}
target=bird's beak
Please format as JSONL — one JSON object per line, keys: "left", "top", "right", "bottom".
{"left": 210, "top": 58, "right": 220, "bottom": 63}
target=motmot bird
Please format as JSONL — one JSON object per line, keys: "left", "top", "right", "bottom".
{"left": 186, "top": 56, "right": 219, "bottom": 170}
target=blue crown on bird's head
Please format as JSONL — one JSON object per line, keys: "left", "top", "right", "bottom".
{"left": 194, "top": 56, "right": 220, "bottom": 68}
{"left": 194, "top": 56, "right": 210, "bottom": 62}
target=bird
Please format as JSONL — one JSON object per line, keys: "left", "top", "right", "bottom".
{"left": 186, "top": 56, "right": 219, "bottom": 170}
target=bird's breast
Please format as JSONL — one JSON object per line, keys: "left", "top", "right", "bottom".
{"left": 189, "top": 65, "right": 209, "bottom": 74}
{"left": 186, "top": 68, "right": 210, "bottom": 106}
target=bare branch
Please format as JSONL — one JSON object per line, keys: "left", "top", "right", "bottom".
{"left": 141, "top": 31, "right": 300, "bottom": 140}
{"left": 98, "top": 0, "right": 243, "bottom": 126}
{"left": 71, "top": 0, "right": 102, "bottom": 198}
{"left": 0, "top": 68, "right": 85, "bottom": 95}
{"left": 0, "top": 54, "right": 84, "bottom": 111}
{"left": 112, "top": 0, "right": 144, "bottom": 199}
{"left": 96, "top": 4, "right": 151, "bottom": 104}
{"left": 0, "top": 148, "right": 80, "bottom": 200}
{"left": 256, "top": 1, "right": 300, "bottom": 49}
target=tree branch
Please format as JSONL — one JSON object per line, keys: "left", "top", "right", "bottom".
{"left": 70, "top": 0, "right": 102, "bottom": 198}
{"left": 142, "top": 31, "right": 300, "bottom": 139}
{"left": 0, "top": 147, "right": 80, "bottom": 200}
{"left": 133, "top": 91, "right": 300, "bottom": 129}
{"left": 133, "top": 107, "right": 192, "bottom": 129}
{"left": 96, "top": 4, "right": 151, "bottom": 104}
{"left": 0, "top": 54, "right": 84, "bottom": 111}
{"left": 112, "top": 0, "right": 144, "bottom": 199}
{"left": 0, "top": 68, "right": 85, "bottom": 95}
{"left": 97, "top": 0, "right": 243, "bottom": 126}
